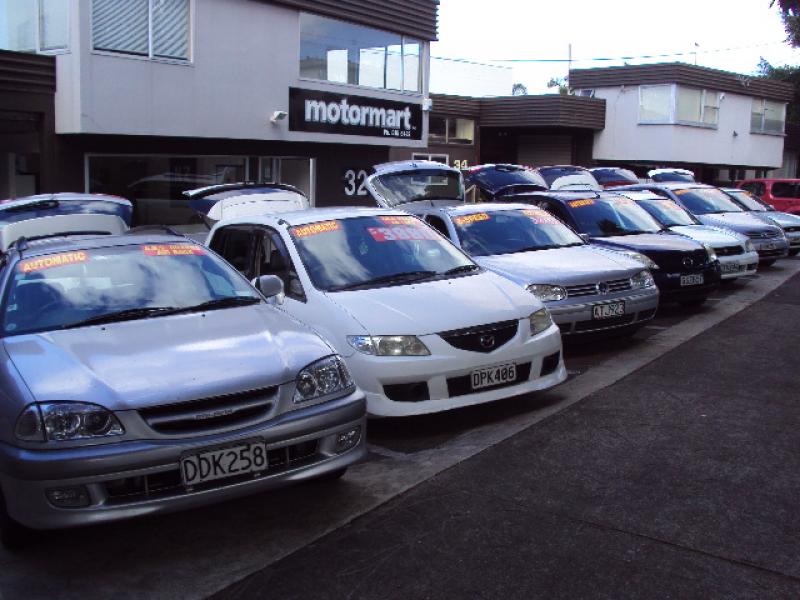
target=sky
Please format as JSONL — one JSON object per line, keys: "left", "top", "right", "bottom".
{"left": 430, "top": 0, "right": 800, "bottom": 96}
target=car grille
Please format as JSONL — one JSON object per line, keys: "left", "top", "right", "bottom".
{"left": 656, "top": 249, "right": 708, "bottom": 272}
{"left": 438, "top": 320, "right": 518, "bottom": 353}
{"left": 759, "top": 248, "right": 786, "bottom": 258}
{"left": 565, "top": 278, "right": 632, "bottom": 298}
{"left": 746, "top": 230, "right": 782, "bottom": 239}
{"left": 784, "top": 226, "right": 800, "bottom": 233}
{"left": 103, "top": 439, "right": 321, "bottom": 505}
{"left": 715, "top": 245, "right": 744, "bottom": 257}
{"left": 446, "top": 362, "right": 532, "bottom": 398}
{"left": 383, "top": 382, "right": 430, "bottom": 402}
{"left": 139, "top": 387, "right": 278, "bottom": 435}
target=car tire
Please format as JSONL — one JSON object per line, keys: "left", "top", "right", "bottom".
{"left": 788, "top": 249, "right": 799, "bottom": 257}
{"left": 0, "top": 492, "right": 29, "bottom": 551}
{"left": 760, "top": 259, "right": 776, "bottom": 267}
{"left": 309, "top": 467, "right": 348, "bottom": 483}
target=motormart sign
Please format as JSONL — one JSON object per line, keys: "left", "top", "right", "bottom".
{"left": 289, "top": 88, "right": 422, "bottom": 140}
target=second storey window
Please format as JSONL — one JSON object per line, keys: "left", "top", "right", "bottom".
{"left": 429, "top": 116, "right": 475, "bottom": 145}
{"left": 1, "top": 0, "right": 69, "bottom": 53}
{"left": 676, "top": 87, "right": 719, "bottom": 126}
{"left": 299, "top": 13, "right": 421, "bottom": 93}
{"left": 639, "top": 84, "right": 719, "bottom": 127}
{"left": 92, "top": 0, "right": 191, "bottom": 61}
{"left": 751, "top": 98, "right": 785, "bottom": 134}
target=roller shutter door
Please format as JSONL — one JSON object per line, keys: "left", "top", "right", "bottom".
{"left": 518, "top": 135, "right": 573, "bottom": 168}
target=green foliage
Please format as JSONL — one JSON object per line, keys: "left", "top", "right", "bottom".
{"left": 512, "top": 82, "right": 528, "bottom": 96}
{"left": 771, "top": 0, "right": 800, "bottom": 47}
{"left": 759, "top": 58, "right": 800, "bottom": 121}
{"left": 546, "top": 77, "right": 569, "bottom": 95}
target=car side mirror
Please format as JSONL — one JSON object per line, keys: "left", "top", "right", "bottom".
{"left": 252, "top": 275, "right": 284, "bottom": 302}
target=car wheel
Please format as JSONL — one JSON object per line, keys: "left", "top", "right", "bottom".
{"left": 760, "top": 259, "right": 776, "bottom": 267}
{"left": 309, "top": 467, "right": 348, "bottom": 483}
{"left": 788, "top": 249, "right": 799, "bottom": 257}
{"left": 679, "top": 297, "right": 707, "bottom": 307}
{"left": 0, "top": 493, "right": 29, "bottom": 551}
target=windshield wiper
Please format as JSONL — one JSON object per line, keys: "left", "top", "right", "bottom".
{"left": 330, "top": 271, "right": 437, "bottom": 292}
{"left": 443, "top": 264, "right": 480, "bottom": 276}
{"left": 170, "top": 296, "right": 262, "bottom": 314}
{"left": 61, "top": 306, "right": 180, "bottom": 329}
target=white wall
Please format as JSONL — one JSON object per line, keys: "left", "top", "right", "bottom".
{"left": 429, "top": 57, "right": 512, "bottom": 97}
{"left": 55, "top": 0, "right": 427, "bottom": 147}
{"left": 591, "top": 85, "right": 785, "bottom": 168}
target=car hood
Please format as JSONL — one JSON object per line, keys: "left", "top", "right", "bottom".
{"left": 326, "top": 272, "right": 541, "bottom": 335}
{"left": 753, "top": 211, "right": 800, "bottom": 228}
{"left": 669, "top": 225, "right": 746, "bottom": 246}
{"left": 696, "top": 212, "right": 778, "bottom": 233}
{"left": 591, "top": 232, "right": 701, "bottom": 252}
{"left": 473, "top": 245, "right": 645, "bottom": 287}
{"left": 3, "top": 306, "right": 331, "bottom": 411}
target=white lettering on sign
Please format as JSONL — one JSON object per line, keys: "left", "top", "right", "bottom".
{"left": 305, "top": 99, "right": 413, "bottom": 131}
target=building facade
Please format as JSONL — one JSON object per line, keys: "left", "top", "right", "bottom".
{"left": 1, "top": 0, "right": 438, "bottom": 224}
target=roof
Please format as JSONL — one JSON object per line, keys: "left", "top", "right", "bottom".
{"left": 1, "top": 193, "right": 131, "bottom": 209}
{"left": 372, "top": 160, "right": 461, "bottom": 176}
{"left": 569, "top": 62, "right": 794, "bottom": 102}
{"left": 440, "top": 202, "right": 538, "bottom": 215}
{"left": 216, "top": 207, "right": 410, "bottom": 228}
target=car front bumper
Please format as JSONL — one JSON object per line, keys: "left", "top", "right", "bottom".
{"left": 752, "top": 237, "right": 789, "bottom": 261}
{"left": 549, "top": 289, "right": 659, "bottom": 335}
{"left": 655, "top": 264, "right": 721, "bottom": 302}
{"left": 0, "top": 391, "right": 367, "bottom": 530}
{"left": 351, "top": 323, "right": 566, "bottom": 417}
{"left": 717, "top": 251, "right": 760, "bottom": 279}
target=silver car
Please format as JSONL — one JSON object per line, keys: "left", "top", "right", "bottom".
{"left": 0, "top": 227, "right": 365, "bottom": 547}
{"left": 721, "top": 187, "right": 800, "bottom": 256}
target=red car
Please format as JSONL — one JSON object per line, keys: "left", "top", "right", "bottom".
{"left": 737, "top": 178, "right": 800, "bottom": 215}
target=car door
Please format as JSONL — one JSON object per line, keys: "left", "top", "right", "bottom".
{"left": 207, "top": 225, "right": 258, "bottom": 279}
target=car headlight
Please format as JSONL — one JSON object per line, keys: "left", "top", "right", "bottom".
{"left": 744, "top": 240, "right": 755, "bottom": 253}
{"left": 703, "top": 243, "right": 718, "bottom": 262}
{"left": 293, "top": 355, "right": 354, "bottom": 404}
{"left": 529, "top": 308, "right": 553, "bottom": 336}
{"left": 346, "top": 335, "right": 430, "bottom": 356}
{"left": 630, "top": 270, "right": 656, "bottom": 289}
{"left": 619, "top": 250, "right": 659, "bottom": 270}
{"left": 525, "top": 284, "right": 567, "bottom": 302}
{"left": 15, "top": 402, "right": 124, "bottom": 442}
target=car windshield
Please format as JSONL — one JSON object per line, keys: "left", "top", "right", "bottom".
{"left": 565, "top": 196, "right": 663, "bottom": 237}
{"left": 674, "top": 187, "right": 743, "bottom": 214}
{"left": 452, "top": 209, "right": 583, "bottom": 257}
{"left": 467, "top": 166, "right": 547, "bottom": 194}
{"left": 0, "top": 198, "right": 132, "bottom": 227}
{"left": 2, "top": 243, "right": 260, "bottom": 336}
{"left": 288, "top": 215, "right": 476, "bottom": 292}
{"left": 636, "top": 199, "right": 697, "bottom": 226}
{"left": 726, "top": 190, "right": 768, "bottom": 211}
{"left": 370, "top": 170, "right": 463, "bottom": 205}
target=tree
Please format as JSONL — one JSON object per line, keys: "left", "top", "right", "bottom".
{"left": 512, "top": 82, "right": 528, "bottom": 96}
{"left": 546, "top": 76, "right": 569, "bottom": 95}
{"left": 772, "top": 0, "right": 800, "bottom": 47}
{"left": 758, "top": 58, "right": 800, "bottom": 121}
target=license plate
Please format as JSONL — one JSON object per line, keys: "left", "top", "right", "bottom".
{"left": 471, "top": 363, "right": 517, "bottom": 390}
{"left": 764, "top": 243, "right": 776, "bottom": 250}
{"left": 592, "top": 301, "right": 625, "bottom": 319}
{"left": 181, "top": 441, "right": 267, "bottom": 487}
{"left": 721, "top": 262, "right": 740, "bottom": 273}
{"left": 680, "top": 274, "right": 704, "bottom": 286}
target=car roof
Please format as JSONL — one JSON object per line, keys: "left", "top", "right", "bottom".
{"left": 624, "top": 182, "right": 712, "bottom": 191}
{"left": 438, "top": 202, "right": 540, "bottom": 215}
{"left": 612, "top": 190, "right": 667, "bottom": 201}
{"left": 215, "top": 206, "right": 414, "bottom": 228}
{"left": 5, "top": 231, "right": 196, "bottom": 260}
{"left": 371, "top": 160, "right": 460, "bottom": 176}
{"left": 1, "top": 192, "right": 131, "bottom": 208}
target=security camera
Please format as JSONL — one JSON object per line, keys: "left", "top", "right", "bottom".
{"left": 270, "top": 110, "right": 288, "bottom": 124}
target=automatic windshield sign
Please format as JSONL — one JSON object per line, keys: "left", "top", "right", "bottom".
{"left": 289, "top": 88, "right": 422, "bottom": 140}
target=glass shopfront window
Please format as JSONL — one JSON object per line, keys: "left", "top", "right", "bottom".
{"left": 87, "top": 155, "right": 247, "bottom": 228}
{"left": 299, "top": 13, "right": 422, "bottom": 93}
{"left": 259, "top": 157, "right": 314, "bottom": 202}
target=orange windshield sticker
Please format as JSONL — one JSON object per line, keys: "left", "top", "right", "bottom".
{"left": 612, "top": 197, "right": 635, "bottom": 205}
{"left": 142, "top": 244, "right": 206, "bottom": 256}
{"left": 674, "top": 189, "right": 690, "bottom": 195}
{"left": 568, "top": 198, "right": 595, "bottom": 208}
{"left": 521, "top": 209, "right": 560, "bottom": 225}
{"left": 453, "top": 213, "right": 490, "bottom": 226}
{"left": 379, "top": 215, "right": 419, "bottom": 226}
{"left": 367, "top": 225, "right": 440, "bottom": 242}
{"left": 18, "top": 251, "right": 89, "bottom": 273}
{"left": 291, "top": 220, "right": 341, "bottom": 238}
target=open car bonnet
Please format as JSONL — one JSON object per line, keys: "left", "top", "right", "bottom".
{"left": 185, "top": 184, "right": 310, "bottom": 223}
{"left": 0, "top": 213, "right": 128, "bottom": 252}
{"left": 548, "top": 174, "right": 603, "bottom": 192}
{"left": 365, "top": 163, "right": 464, "bottom": 208}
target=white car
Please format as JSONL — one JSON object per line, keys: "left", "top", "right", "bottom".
{"left": 617, "top": 190, "right": 759, "bottom": 280}
{"left": 207, "top": 208, "right": 566, "bottom": 417}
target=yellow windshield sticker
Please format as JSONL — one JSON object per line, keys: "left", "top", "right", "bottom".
{"left": 379, "top": 215, "right": 419, "bottom": 226}
{"left": 521, "top": 209, "right": 561, "bottom": 225}
{"left": 568, "top": 198, "right": 595, "bottom": 208}
{"left": 19, "top": 251, "right": 88, "bottom": 273}
{"left": 453, "top": 213, "right": 491, "bottom": 226}
{"left": 674, "top": 189, "right": 690, "bottom": 195}
{"left": 291, "top": 220, "right": 341, "bottom": 238}
{"left": 142, "top": 244, "right": 206, "bottom": 256}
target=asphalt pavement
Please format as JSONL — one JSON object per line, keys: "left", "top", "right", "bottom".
{"left": 215, "top": 271, "right": 800, "bottom": 600}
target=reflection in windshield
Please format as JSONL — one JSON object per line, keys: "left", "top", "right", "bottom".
{"left": 289, "top": 216, "right": 475, "bottom": 291}
{"left": 3, "top": 244, "right": 259, "bottom": 336}
{"left": 452, "top": 209, "right": 583, "bottom": 257}
{"left": 467, "top": 167, "right": 548, "bottom": 194}
{"left": 636, "top": 199, "right": 697, "bottom": 226}
{"left": 725, "top": 190, "right": 767, "bottom": 211}
{"left": 371, "top": 170, "right": 463, "bottom": 205}
{"left": 567, "top": 196, "right": 663, "bottom": 237}
{"left": 674, "top": 188, "right": 743, "bottom": 214}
